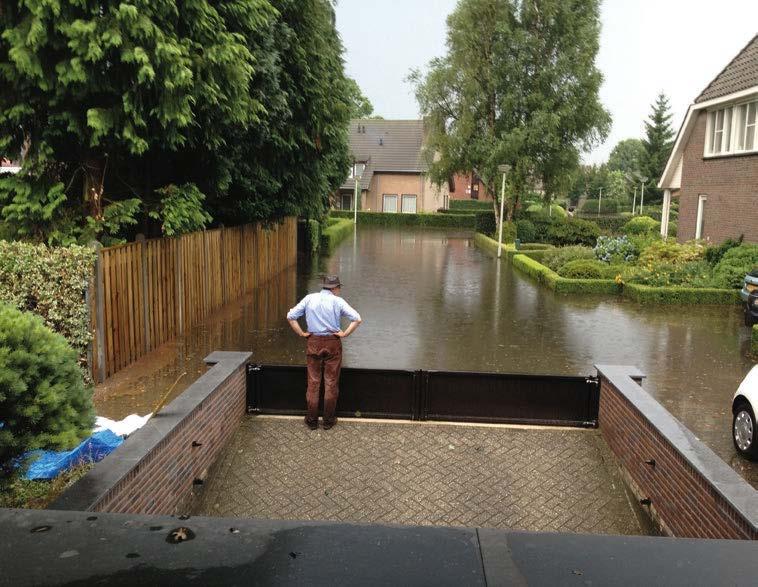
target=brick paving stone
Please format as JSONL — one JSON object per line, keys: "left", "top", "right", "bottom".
{"left": 191, "top": 416, "right": 645, "bottom": 535}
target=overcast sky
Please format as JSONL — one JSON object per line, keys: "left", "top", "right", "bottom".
{"left": 335, "top": 0, "right": 758, "bottom": 164}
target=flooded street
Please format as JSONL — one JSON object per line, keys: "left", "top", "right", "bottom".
{"left": 95, "top": 226, "right": 758, "bottom": 486}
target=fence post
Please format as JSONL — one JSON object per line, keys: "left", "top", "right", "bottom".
{"left": 136, "top": 234, "right": 151, "bottom": 353}
{"left": 89, "top": 241, "right": 106, "bottom": 384}
{"left": 219, "top": 226, "right": 227, "bottom": 305}
{"left": 176, "top": 236, "right": 184, "bottom": 335}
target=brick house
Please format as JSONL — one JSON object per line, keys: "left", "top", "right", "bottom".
{"left": 659, "top": 34, "right": 758, "bottom": 243}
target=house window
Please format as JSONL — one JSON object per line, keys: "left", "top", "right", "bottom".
{"left": 341, "top": 194, "right": 353, "bottom": 210}
{"left": 383, "top": 194, "right": 398, "bottom": 213}
{"left": 695, "top": 195, "right": 707, "bottom": 240}
{"left": 707, "top": 100, "right": 758, "bottom": 155}
{"left": 401, "top": 194, "right": 417, "bottom": 213}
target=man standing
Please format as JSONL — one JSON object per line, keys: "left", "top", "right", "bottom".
{"left": 286, "top": 275, "right": 362, "bottom": 430}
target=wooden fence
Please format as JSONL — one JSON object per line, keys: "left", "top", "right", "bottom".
{"left": 90, "top": 218, "right": 297, "bottom": 383}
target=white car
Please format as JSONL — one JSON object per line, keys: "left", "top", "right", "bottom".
{"left": 733, "top": 365, "right": 758, "bottom": 460}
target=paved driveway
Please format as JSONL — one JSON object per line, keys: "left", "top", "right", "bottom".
{"left": 191, "top": 416, "right": 647, "bottom": 535}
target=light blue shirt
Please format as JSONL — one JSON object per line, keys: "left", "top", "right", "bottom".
{"left": 287, "top": 290, "right": 362, "bottom": 336}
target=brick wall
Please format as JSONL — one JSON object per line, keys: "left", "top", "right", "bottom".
{"left": 368, "top": 173, "right": 447, "bottom": 213}
{"left": 52, "top": 352, "right": 250, "bottom": 515}
{"left": 598, "top": 368, "right": 758, "bottom": 539}
{"left": 678, "top": 110, "right": 758, "bottom": 244}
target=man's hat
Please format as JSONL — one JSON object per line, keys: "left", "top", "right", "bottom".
{"left": 321, "top": 275, "right": 342, "bottom": 289}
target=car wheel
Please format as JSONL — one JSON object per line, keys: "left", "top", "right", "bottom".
{"left": 733, "top": 401, "right": 758, "bottom": 460}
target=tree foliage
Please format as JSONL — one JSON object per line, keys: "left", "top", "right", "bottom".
{"left": 346, "top": 77, "right": 377, "bottom": 119}
{"left": 412, "top": 0, "right": 610, "bottom": 221}
{"left": 642, "top": 93, "right": 675, "bottom": 201}
{"left": 0, "top": 0, "right": 351, "bottom": 243}
{"left": 608, "top": 138, "right": 646, "bottom": 176}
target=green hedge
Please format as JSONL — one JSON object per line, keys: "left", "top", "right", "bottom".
{"left": 510, "top": 252, "right": 738, "bottom": 304}
{"left": 0, "top": 241, "right": 96, "bottom": 374}
{"left": 511, "top": 254, "right": 620, "bottom": 294}
{"left": 473, "top": 233, "right": 550, "bottom": 261}
{"left": 580, "top": 198, "right": 620, "bottom": 214}
{"left": 330, "top": 210, "right": 476, "bottom": 229}
{"left": 576, "top": 215, "right": 629, "bottom": 234}
{"left": 623, "top": 283, "right": 740, "bottom": 305}
{"left": 752, "top": 325, "right": 758, "bottom": 354}
{"left": 320, "top": 218, "right": 354, "bottom": 254}
{"left": 449, "top": 199, "right": 493, "bottom": 211}
{"left": 305, "top": 219, "right": 321, "bottom": 254}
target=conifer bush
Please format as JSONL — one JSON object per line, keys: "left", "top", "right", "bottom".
{"left": 0, "top": 306, "right": 94, "bottom": 480}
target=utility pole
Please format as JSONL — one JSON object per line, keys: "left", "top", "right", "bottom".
{"left": 353, "top": 164, "right": 361, "bottom": 224}
{"left": 640, "top": 182, "right": 645, "bottom": 216}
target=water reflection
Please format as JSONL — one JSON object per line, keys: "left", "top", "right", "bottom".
{"left": 94, "top": 226, "right": 757, "bottom": 487}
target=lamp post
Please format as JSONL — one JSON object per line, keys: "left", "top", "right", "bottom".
{"left": 639, "top": 176, "right": 648, "bottom": 216}
{"left": 353, "top": 164, "right": 362, "bottom": 224}
{"left": 496, "top": 164, "right": 511, "bottom": 259}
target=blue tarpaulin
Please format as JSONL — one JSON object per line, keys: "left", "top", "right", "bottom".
{"left": 23, "top": 429, "right": 123, "bottom": 480}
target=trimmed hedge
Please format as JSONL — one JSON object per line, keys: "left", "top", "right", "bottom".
{"left": 624, "top": 283, "right": 739, "bottom": 305}
{"left": 580, "top": 198, "right": 620, "bottom": 214}
{"left": 0, "top": 241, "right": 96, "bottom": 374}
{"left": 753, "top": 325, "right": 758, "bottom": 355}
{"left": 473, "top": 233, "right": 547, "bottom": 261}
{"left": 330, "top": 210, "right": 476, "bottom": 229}
{"left": 582, "top": 216, "right": 630, "bottom": 234}
{"left": 320, "top": 218, "right": 354, "bottom": 254}
{"left": 475, "top": 211, "right": 516, "bottom": 244}
{"left": 449, "top": 199, "right": 493, "bottom": 211}
{"left": 512, "top": 254, "right": 620, "bottom": 294}
{"left": 305, "top": 219, "right": 321, "bottom": 254}
{"left": 508, "top": 248, "right": 738, "bottom": 304}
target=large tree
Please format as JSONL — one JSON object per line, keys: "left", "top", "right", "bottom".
{"left": 608, "top": 138, "right": 646, "bottom": 176}
{"left": 642, "top": 92, "right": 675, "bottom": 202}
{"left": 412, "top": 0, "right": 610, "bottom": 221}
{"left": 0, "top": 0, "right": 351, "bottom": 243}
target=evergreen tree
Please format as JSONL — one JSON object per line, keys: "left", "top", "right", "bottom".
{"left": 412, "top": 0, "right": 610, "bottom": 221}
{"left": 642, "top": 93, "right": 675, "bottom": 201}
{"left": 0, "top": 0, "right": 351, "bottom": 242}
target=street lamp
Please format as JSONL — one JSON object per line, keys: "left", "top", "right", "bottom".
{"left": 639, "top": 175, "right": 648, "bottom": 216}
{"left": 353, "top": 163, "right": 362, "bottom": 224}
{"left": 496, "top": 164, "right": 511, "bottom": 259}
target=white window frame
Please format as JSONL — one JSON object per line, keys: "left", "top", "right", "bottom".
{"left": 401, "top": 194, "right": 417, "bottom": 214}
{"left": 695, "top": 195, "right": 707, "bottom": 240}
{"left": 383, "top": 194, "right": 398, "bottom": 213}
{"left": 705, "top": 98, "right": 758, "bottom": 157}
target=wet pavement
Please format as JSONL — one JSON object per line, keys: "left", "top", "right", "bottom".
{"left": 190, "top": 416, "right": 647, "bottom": 535}
{"left": 94, "top": 226, "right": 758, "bottom": 487}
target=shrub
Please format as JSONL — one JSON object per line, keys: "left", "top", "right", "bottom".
{"left": 321, "top": 218, "right": 354, "bottom": 253}
{"left": 624, "top": 283, "right": 739, "bottom": 305}
{"left": 0, "top": 306, "right": 94, "bottom": 480}
{"left": 588, "top": 216, "right": 631, "bottom": 234}
{"left": 0, "top": 241, "right": 96, "bottom": 373}
{"left": 512, "top": 254, "right": 620, "bottom": 294}
{"left": 629, "top": 260, "right": 716, "bottom": 288}
{"left": 305, "top": 219, "right": 321, "bottom": 254}
{"left": 623, "top": 216, "right": 660, "bottom": 235}
{"left": 705, "top": 236, "right": 744, "bottom": 266}
{"left": 594, "top": 235, "right": 638, "bottom": 264}
{"left": 559, "top": 259, "right": 607, "bottom": 279}
{"left": 449, "top": 199, "right": 492, "bottom": 211}
{"left": 329, "top": 211, "right": 476, "bottom": 229}
{"left": 668, "top": 221, "right": 678, "bottom": 238}
{"left": 713, "top": 245, "right": 758, "bottom": 289}
{"left": 525, "top": 203, "right": 567, "bottom": 218}
{"left": 580, "top": 198, "right": 619, "bottom": 214}
{"left": 637, "top": 239, "right": 705, "bottom": 267}
{"left": 546, "top": 218, "right": 600, "bottom": 246}
{"left": 753, "top": 325, "right": 758, "bottom": 355}
{"left": 515, "top": 219, "right": 536, "bottom": 243}
{"left": 543, "top": 245, "right": 596, "bottom": 272}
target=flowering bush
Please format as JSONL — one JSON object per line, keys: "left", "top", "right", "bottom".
{"left": 637, "top": 239, "right": 704, "bottom": 267}
{"left": 629, "top": 260, "right": 716, "bottom": 288}
{"left": 594, "top": 235, "right": 637, "bottom": 264}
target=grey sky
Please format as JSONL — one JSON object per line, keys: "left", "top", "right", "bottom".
{"left": 335, "top": 0, "right": 758, "bottom": 164}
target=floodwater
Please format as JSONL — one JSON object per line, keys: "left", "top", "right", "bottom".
{"left": 94, "top": 226, "right": 758, "bottom": 486}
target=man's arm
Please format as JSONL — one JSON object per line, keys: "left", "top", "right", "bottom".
{"left": 286, "top": 297, "right": 311, "bottom": 338}
{"left": 335, "top": 300, "right": 362, "bottom": 339}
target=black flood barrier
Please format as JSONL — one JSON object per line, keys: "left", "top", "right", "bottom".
{"left": 247, "top": 365, "right": 600, "bottom": 427}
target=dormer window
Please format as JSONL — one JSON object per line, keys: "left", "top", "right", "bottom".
{"left": 706, "top": 99, "right": 758, "bottom": 156}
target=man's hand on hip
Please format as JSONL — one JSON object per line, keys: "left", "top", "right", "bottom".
{"left": 335, "top": 330, "right": 347, "bottom": 338}
{"left": 301, "top": 332, "right": 312, "bottom": 338}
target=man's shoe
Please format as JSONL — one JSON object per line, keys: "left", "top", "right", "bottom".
{"left": 304, "top": 417, "right": 318, "bottom": 431}
{"left": 322, "top": 419, "right": 337, "bottom": 430}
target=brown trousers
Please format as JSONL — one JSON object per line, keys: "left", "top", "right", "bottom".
{"left": 305, "top": 335, "right": 343, "bottom": 424}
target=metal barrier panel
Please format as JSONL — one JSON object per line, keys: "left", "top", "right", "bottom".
{"left": 248, "top": 365, "right": 418, "bottom": 420}
{"left": 424, "top": 371, "right": 598, "bottom": 427}
{"left": 248, "top": 365, "right": 599, "bottom": 427}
